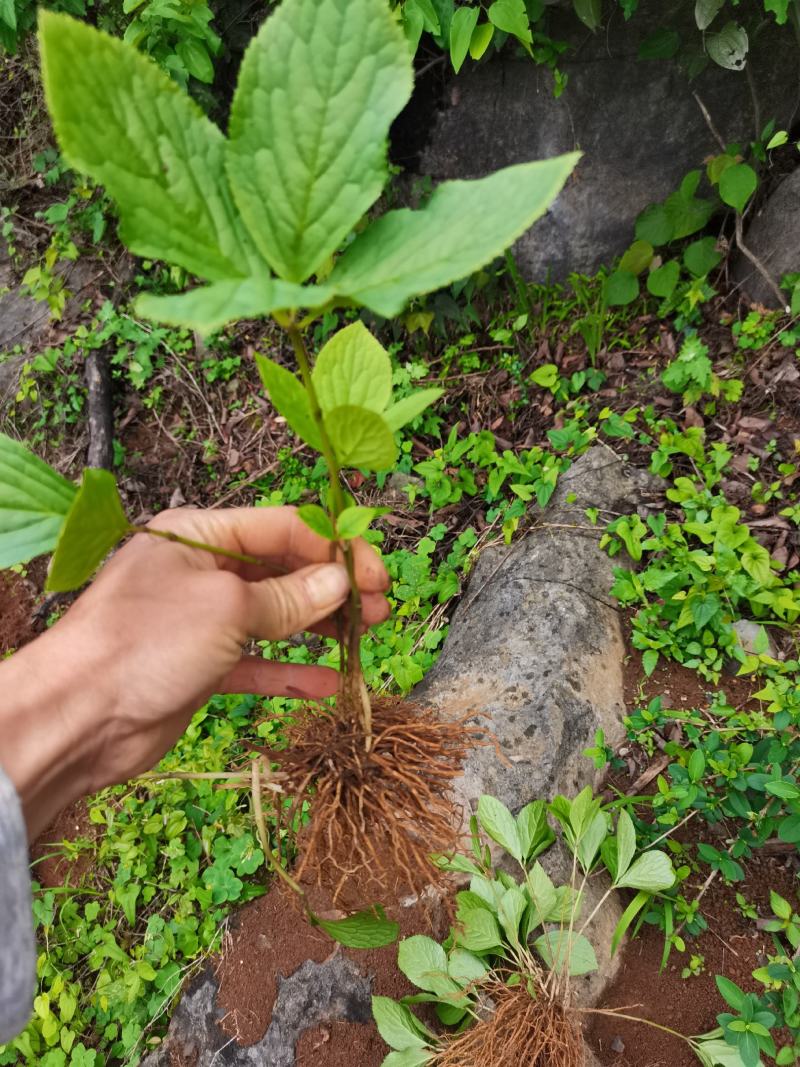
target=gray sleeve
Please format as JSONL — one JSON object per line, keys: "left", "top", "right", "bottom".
{"left": 0, "top": 763, "right": 35, "bottom": 1045}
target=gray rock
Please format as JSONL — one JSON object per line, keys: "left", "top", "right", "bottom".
{"left": 419, "top": 4, "right": 798, "bottom": 281}
{"left": 733, "top": 169, "right": 800, "bottom": 308}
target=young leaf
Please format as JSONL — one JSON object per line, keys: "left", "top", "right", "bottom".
{"left": 450, "top": 6, "right": 479, "bottom": 72}
{"left": 497, "top": 885, "right": 527, "bottom": 946}
{"left": 614, "top": 808, "right": 636, "bottom": 882}
{"left": 719, "top": 163, "right": 758, "bottom": 214}
{"left": 534, "top": 930, "right": 598, "bottom": 976}
{"left": 477, "top": 795, "right": 523, "bottom": 862}
{"left": 137, "top": 276, "right": 332, "bottom": 334}
{"left": 371, "top": 996, "right": 430, "bottom": 1051}
{"left": 336, "top": 505, "right": 386, "bottom": 540}
{"left": 324, "top": 406, "right": 397, "bottom": 471}
{"left": 615, "top": 850, "right": 676, "bottom": 893}
{"left": 516, "top": 800, "right": 554, "bottom": 862}
{"left": 39, "top": 12, "right": 262, "bottom": 282}
{"left": 255, "top": 355, "right": 323, "bottom": 452}
{"left": 227, "top": 0, "right": 413, "bottom": 282}
{"left": 469, "top": 21, "right": 495, "bottom": 60}
{"left": 327, "top": 154, "right": 580, "bottom": 317}
{"left": 297, "top": 504, "right": 336, "bottom": 541}
{"left": 383, "top": 388, "right": 443, "bottom": 432}
{"left": 488, "top": 0, "right": 532, "bottom": 53}
{"left": 312, "top": 322, "right": 393, "bottom": 414}
{"left": 47, "top": 470, "right": 129, "bottom": 592}
{"left": 315, "top": 906, "right": 399, "bottom": 949}
{"left": 0, "top": 433, "right": 76, "bottom": 569}
{"left": 398, "top": 936, "right": 459, "bottom": 996}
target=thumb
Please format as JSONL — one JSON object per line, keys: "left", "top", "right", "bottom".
{"left": 246, "top": 562, "right": 350, "bottom": 640}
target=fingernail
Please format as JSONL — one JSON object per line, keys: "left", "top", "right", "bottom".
{"left": 309, "top": 563, "right": 350, "bottom": 608}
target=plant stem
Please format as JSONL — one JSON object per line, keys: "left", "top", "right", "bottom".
{"left": 580, "top": 1008, "right": 695, "bottom": 1048}
{"left": 285, "top": 320, "right": 373, "bottom": 747}
{"left": 251, "top": 758, "right": 306, "bottom": 900}
{"left": 128, "top": 524, "right": 272, "bottom": 570}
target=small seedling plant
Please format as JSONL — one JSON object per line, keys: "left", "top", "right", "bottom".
{"left": 0, "top": 0, "right": 576, "bottom": 934}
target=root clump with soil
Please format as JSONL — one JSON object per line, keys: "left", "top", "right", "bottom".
{"left": 267, "top": 699, "right": 480, "bottom": 905}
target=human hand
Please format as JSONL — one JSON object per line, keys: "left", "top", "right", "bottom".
{"left": 0, "top": 506, "right": 389, "bottom": 835}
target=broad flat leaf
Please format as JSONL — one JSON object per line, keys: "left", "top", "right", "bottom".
{"left": 764, "top": 0, "right": 790, "bottom": 24}
{"left": 0, "top": 0, "right": 16, "bottom": 31}
{"left": 619, "top": 239, "right": 654, "bottom": 275}
{"left": 398, "top": 936, "right": 458, "bottom": 996}
{"left": 47, "top": 470, "right": 129, "bottom": 592}
{"left": 315, "top": 906, "right": 399, "bottom": 948}
{"left": 227, "top": 0, "right": 413, "bottom": 282}
{"left": 695, "top": 0, "right": 724, "bottom": 30}
{"left": 324, "top": 405, "right": 397, "bottom": 470}
{"left": 577, "top": 811, "right": 608, "bottom": 871}
{"left": 328, "top": 154, "right": 579, "bottom": 317}
{"left": 615, "top": 850, "right": 675, "bottom": 893}
{"left": 497, "top": 885, "right": 527, "bottom": 946}
{"left": 525, "top": 862, "right": 558, "bottom": 933}
{"left": 176, "top": 38, "right": 214, "bottom": 83}
{"left": 137, "top": 276, "right": 331, "bottom": 334}
{"left": 488, "top": 0, "right": 532, "bottom": 52}
{"left": 407, "top": 0, "right": 441, "bottom": 34}
{"left": 716, "top": 976, "right": 748, "bottom": 1013}
{"left": 450, "top": 6, "right": 479, "bottom": 71}
{"left": 615, "top": 808, "right": 636, "bottom": 881}
{"left": 0, "top": 434, "right": 76, "bottom": 569}
{"left": 39, "top": 12, "right": 261, "bottom": 281}
{"left": 454, "top": 907, "right": 503, "bottom": 952}
{"left": 371, "top": 996, "right": 429, "bottom": 1051}
{"left": 638, "top": 28, "right": 681, "bottom": 59}
{"left": 636, "top": 203, "right": 673, "bottom": 246}
{"left": 516, "top": 800, "right": 554, "bottom": 861}
{"left": 719, "top": 163, "right": 757, "bottom": 214}
{"left": 447, "top": 948, "right": 487, "bottom": 986}
{"left": 534, "top": 930, "right": 598, "bottom": 976}
{"left": 706, "top": 21, "right": 748, "bottom": 70}
{"left": 683, "top": 237, "right": 722, "bottom": 277}
{"left": 297, "top": 504, "right": 335, "bottom": 540}
{"left": 382, "top": 1051, "right": 434, "bottom": 1067}
{"left": 604, "top": 270, "right": 639, "bottom": 307}
{"left": 383, "top": 388, "right": 443, "bottom": 431}
{"left": 477, "top": 795, "right": 523, "bottom": 862}
{"left": 255, "top": 355, "right": 323, "bottom": 452}
{"left": 469, "top": 22, "right": 495, "bottom": 59}
{"left": 312, "top": 322, "right": 392, "bottom": 414}
{"left": 694, "top": 1037, "right": 761, "bottom": 1067}
{"left": 336, "top": 505, "right": 384, "bottom": 540}
{"left": 573, "top": 0, "right": 602, "bottom": 31}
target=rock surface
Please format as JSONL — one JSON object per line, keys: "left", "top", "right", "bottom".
{"left": 418, "top": 4, "right": 798, "bottom": 281}
{"left": 733, "top": 169, "right": 800, "bottom": 308}
{"left": 143, "top": 445, "right": 652, "bottom": 1066}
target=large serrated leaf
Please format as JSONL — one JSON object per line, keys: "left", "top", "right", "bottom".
{"left": 383, "top": 388, "right": 443, "bottom": 432}
{"left": 0, "top": 433, "right": 76, "bottom": 569}
{"left": 315, "top": 906, "right": 399, "bottom": 949}
{"left": 312, "top": 322, "right": 392, "bottom": 413}
{"left": 328, "top": 154, "right": 579, "bottom": 317}
{"left": 398, "top": 935, "right": 459, "bottom": 996}
{"left": 534, "top": 930, "right": 598, "bottom": 976}
{"left": 371, "top": 996, "right": 430, "bottom": 1051}
{"left": 227, "top": 0, "right": 413, "bottom": 283}
{"left": 39, "top": 11, "right": 261, "bottom": 282}
{"left": 324, "top": 405, "right": 397, "bottom": 471}
{"left": 47, "top": 469, "right": 130, "bottom": 592}
{"left": 255, "top": 355, "right": 323, "bottom": 452}
{"left": 136, "top": 276, "right": 332, "bottom": 334}
{"left": 615, "top": 850, "right": 676, "bottom": 893}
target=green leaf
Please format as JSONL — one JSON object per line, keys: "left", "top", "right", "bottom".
{"left": 328, "top": 154, "right": 579, "bottom": 317}
{"left": 610, "top": 889, "right": 649, "bottom": 955}
{"left": 469, "top": 21, "right": 495, "bottom": 59}
{"left": 517, "top": 800, "right": 554, "bottom": 862}
{"left": 382, "top": 1051, "right": 434, "bottom": 1067}
{"left": 498, "top": 885, "right": 527, "bottom": 945}
{"left": 719, "top": 163, "right": 758, "bottom": 214}
{"left": 398, "top": 936, "right": 459, "bottom": 995}
{"left": 638, "top": 28, "right": 680, "bottom": 59}
{"left": 766, "top": 130, "right": 789, "bottom": 150}
{"left": 337, "top": 505, "right": 385, "bottom": 540}
{"left": 764, "top": 0, "right": 790, "bottom": 24}
{"left": 706, "top": 20, "right": 748, "bottom": 70}
{"left": 324, "top": 405, "right": 397, "bottom": 470}
{"left": 297, "top": 504, "right": 336, "bottom": 540}
{"left": 371, "top": 996, "right": 429, "bottom": 1051}
{"left": 454, "top": 906, "right": 503, "bottom": 952}
{"left": 615, "top": 808, "right": 636, "bottom": 881}
{"left": 47, "top": 470, "right": 129, "bottom": 592}
{"left": 315, "top": 906, "right": 399, "bottom": 948}
{"left": 615, "top": 850, "right": 675, "bottom": 893}
{"left": 688, "top": 747, "right": 707, "bottom": 782}
{"left": 619, "top": 239, "right": 654, "bottom": 275}
{"left": 477, "top": 795, "right": 523, "bottom": 862}
{"left": 641, "top": 648, "right": 660, "bottom": 675}
{"left": 534, "top": 930, "right": 598, "bottom": 976}
{"left": 312, "top": 322, "right": 392, "bottom": 414}
{"left": 39, "top": 12, "right": 260, "bottom": 282}
{"left": 577, "top": 811, "right": 608, "bottom": 871}
{"left": 636, "top": 203, "right": 673, "bottom": 246}
{"left": 488, "top": 0, "right": 532, "bottom": 52}
{"left": 648, "top": 257, "right": 680, "bottom": 296}
{"left": 695, "top": 0, "right": 724, "bottom": 30}
{"left": 450, "top": 6, "right": 479, "bottom": 71}
{"left": 383, "top": 388, "right": 443, "bottom": 431}
{"left": 176, "top": 38, "right": 214, "bottom": 83}
{"left": 227, "top": 0, "right": 413, "bottom": 282}
{"left": 573, "top": 0, "right": 602, "bottom": 31}
{"left": 255, "top": 354, "right": 323, "bottom": 452}
{"left": 0, "top": 433, "right": 77, "bottom": 569}
{"left": 604, "top": 270, "right": 639, "bottom": 306}
{"left": 0, "top": 0, "right": 16, "bottom": 31}
{"left": 447, "top": 948, "right": 487, "bottom": 986}
{"left": 683, "top": 237, "right": 722, "bottom": 277}
{"left": 136, "top": 276, "right": 331, "bottom": 334}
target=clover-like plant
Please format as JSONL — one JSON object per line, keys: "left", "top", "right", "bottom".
{"left": 0, "top": 0, "right": 577, "bottom": 908}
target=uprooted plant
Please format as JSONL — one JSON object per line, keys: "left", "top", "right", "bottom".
{"left": 0, "top": 0, "right": 576, "bottom": 930}
{"left": 371, "top": 788, "right": 751, "bottom": 1066}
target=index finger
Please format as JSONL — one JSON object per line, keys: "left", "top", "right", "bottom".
{"left": 150, "top": 506, "right": 390, "bottom": 592}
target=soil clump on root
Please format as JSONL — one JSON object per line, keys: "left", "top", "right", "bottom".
{"left": 266, "top": 698, "right": 479, "bottom": 906}
{"left": 433, "top": 979, "right": 585, "bottom": 1067}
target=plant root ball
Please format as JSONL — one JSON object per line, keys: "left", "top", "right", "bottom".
{"left": 267, "top": 699, "right": 480, "bottom": 906}
{"left": 433, "top": 979, "right": 585, "bottom": 1067}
